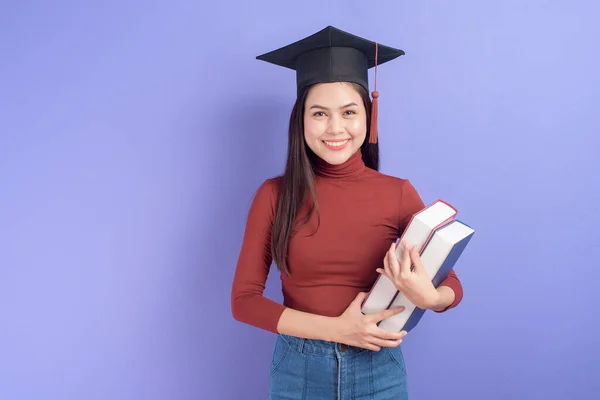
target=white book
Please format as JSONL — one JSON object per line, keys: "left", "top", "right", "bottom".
{"left": 361, "top": 200, "right": 457, "bottom": 315}
{"left": 378, "top": 220, "right": 475, "bottom": 333}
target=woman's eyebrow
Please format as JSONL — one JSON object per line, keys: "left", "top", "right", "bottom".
{"left": 309, "top": 102, "right": 359, "bottom": 110}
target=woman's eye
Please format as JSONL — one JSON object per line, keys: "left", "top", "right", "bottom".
{"left": 313, "top": 111, "right": 325, "bottom": 117}
{"left": 344, "top": 110, "right": 356, "bottom": 115}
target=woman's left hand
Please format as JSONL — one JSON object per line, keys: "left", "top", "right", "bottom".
{"left": 376, "top": 241, "right": 440, "bottom": 310}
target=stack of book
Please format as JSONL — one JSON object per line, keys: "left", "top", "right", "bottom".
{"left": 361, "top": 200, "right": 475, "bottom": 333}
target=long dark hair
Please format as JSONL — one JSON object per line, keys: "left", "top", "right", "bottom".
{"left": 271, "top": 82, "right": 379, "bottom": 275}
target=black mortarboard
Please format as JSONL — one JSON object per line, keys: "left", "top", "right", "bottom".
{"left": 256, "top": 25, "right": 405, "bottom": 143}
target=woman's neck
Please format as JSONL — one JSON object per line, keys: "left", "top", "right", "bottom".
{"left": 311, "top": 149, "right": 366, "bottom": 179}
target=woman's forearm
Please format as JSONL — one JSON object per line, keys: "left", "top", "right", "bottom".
{"left": 430, "top": 286, "right": 456, "bottom": 311}
{"left": 276, "top": 308, "right": 339, "bottom": 342}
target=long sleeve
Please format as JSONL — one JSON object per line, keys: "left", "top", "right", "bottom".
{"left": 433, "top": 269, "right": 463, "bottom": 313}
{"left": 231, "top": 178, "right": 287, "bottom": 333}
{"left": 399, "top": 180, "right": 464, "bottom": 313}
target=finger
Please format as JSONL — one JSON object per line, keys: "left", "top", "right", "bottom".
{"left": 375, "top": 268, "right": 389, "bottom": 280}
{"left": 372, "top": 305, "right": 405, "bottom": 323}
{"left": 354, "top": 341, "right": 381, "bottom": 352}
{"left": 369, "top": 336, "right": 403, "bottom": 348}
{"left": 383, "top": 250, "right": 394, "bottom": 279}
{"left": 410, "top": 245, "right": 423, "bottom": 274}
{"left": 388, "top": 243, "right": 401, "bottom": 277}
{"left": 399, "top": 241, "right": 412, "bottom": 276}
{"left": 351, "top": 292, "right": 368, "bottom": 307}
{"left": 365, "top": 344, "right": 382, "bottom": 352}
{"left": 372, "top": 328, "right": 407, "bottom": 341}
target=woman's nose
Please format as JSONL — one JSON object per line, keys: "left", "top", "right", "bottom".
{"left": 327, "top": 114, "right": 344, "bottom": 134}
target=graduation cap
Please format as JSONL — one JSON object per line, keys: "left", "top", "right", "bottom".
{"left": 256, "top": 25, "right": 405, "bottom": 144}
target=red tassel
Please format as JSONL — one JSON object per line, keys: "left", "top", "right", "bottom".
{"left": 369, "top": 90, "right": 379, "bottom": 143}
{"left": 368, "top": 42, "right": 379, "bottom": 144}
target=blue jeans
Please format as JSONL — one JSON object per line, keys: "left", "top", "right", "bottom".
{"left": 269, "top": 334, "right": 409, "bottom": 399}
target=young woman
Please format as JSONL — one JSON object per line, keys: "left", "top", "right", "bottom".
{"left": 231, "top": 26, "right": 463, "bottom": 399}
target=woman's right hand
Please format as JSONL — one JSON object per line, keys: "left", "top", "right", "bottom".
{"left": 331, "top": 292, "right": 407, "bottom": 351}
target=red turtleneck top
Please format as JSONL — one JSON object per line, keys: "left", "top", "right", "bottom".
{"left": 231, "top": 150, "right": 463, "bottom": 333}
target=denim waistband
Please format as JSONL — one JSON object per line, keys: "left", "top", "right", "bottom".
{"left": 278, "top": 334, "right": 368, "bottom": 357}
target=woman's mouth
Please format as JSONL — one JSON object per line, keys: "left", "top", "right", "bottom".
{"left": 322, "top": 139, "right": 350, "bottom": 151}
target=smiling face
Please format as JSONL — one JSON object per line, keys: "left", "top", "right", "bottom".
{"left": 303, "top": 82, "right": 368, "bottom": 165}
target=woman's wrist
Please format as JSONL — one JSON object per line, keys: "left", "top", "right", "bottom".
{"left": 429, "top": 286, "right": 455, "bottom": 311}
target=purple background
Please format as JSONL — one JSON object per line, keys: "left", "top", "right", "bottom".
{"left": 1, "top": 1, "right": 598, "bottom": 399}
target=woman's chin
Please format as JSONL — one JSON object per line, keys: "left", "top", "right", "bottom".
{"left": 316, "top": 148, "right": 353, "bottom": 165}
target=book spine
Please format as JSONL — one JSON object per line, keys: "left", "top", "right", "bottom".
{"left": 430, "top": 232, "right": 474, "bottom": 288}
{"left": 402, "top": 308, "right": 426, "bottom": 333}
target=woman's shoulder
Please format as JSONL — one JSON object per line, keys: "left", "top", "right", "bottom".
{"left": 258, "top": 175, "right": 282, "bottom": 193}
{"left": 250, "top": 175, "right": 282, "bottom": 206}
{"left": 243, "top": 176, "right": 283, "bottom": 221}
{"left": 363, "top": 168, "right": 418, "bottom": 195}
{"left": 363, "top": 169, "right": 425, "bottom": 222}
